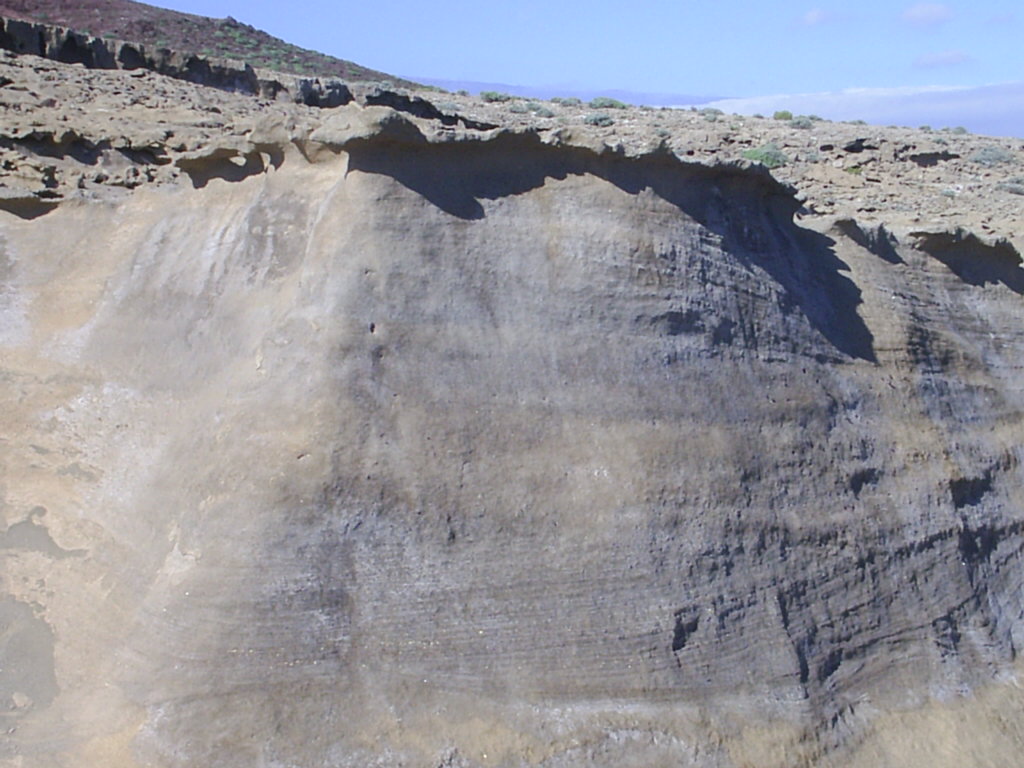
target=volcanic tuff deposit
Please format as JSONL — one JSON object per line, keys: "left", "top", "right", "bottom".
{"left": 4, "top": 22, "right": 1024, "bottom": 768}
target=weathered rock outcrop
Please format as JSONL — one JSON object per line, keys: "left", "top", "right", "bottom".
{"left": 0, "top": 13, "right": 497, "bottom": 120}
{"left": 0, "top": 14, "right": 262, "bottom": 90}
{"left": 3, "top": 52, "right": 1024, "bottom": 768}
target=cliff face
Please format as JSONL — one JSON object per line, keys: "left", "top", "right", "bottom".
{"left": 3, "top": 52, "right": 1024, "bottom": 768}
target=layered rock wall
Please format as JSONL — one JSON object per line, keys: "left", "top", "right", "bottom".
{"left": 3, "top": 61, "right": 1024, "bottom": 768}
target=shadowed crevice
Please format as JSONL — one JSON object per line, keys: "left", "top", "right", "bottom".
{"left": 0, "top": 195, "right": 59, "bottom": 219}
{"left": 912, "top": 228, "right": 1024, "bottom": 294}
{"left": 908, "top": 150, "right": 960, "bottom": 167}
{"left": 361, "top": 88, "right": 498, "bottom": 131}
{"left": 176, "top": 148, "right": 273, "bottom": 189}
{"left": 834, "top": 218, "right": 903, "bottom": 264}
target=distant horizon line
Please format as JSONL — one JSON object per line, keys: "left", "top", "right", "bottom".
{"left": 409, "top": 74, "right": 1024, "bottom": 138}
{"left": 407, "top": 75, "right": 724, "bottom": 106}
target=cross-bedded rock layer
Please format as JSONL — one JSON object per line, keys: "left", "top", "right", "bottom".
{"left": 3, "top": 49, "right": 1024, "bottom": 768}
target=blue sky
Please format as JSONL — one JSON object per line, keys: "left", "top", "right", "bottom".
{"left": 160, "top": 1, "right": 1024, "bottom": 134}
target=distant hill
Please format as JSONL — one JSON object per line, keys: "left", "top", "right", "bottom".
{"left": 0, "top": 0, "right": 419, "bottom": 86}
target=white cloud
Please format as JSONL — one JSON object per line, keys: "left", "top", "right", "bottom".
{"left": 914, "top": 50, "right": 972, "bottom": 68}
{"left": 692, "top": 84, "right": 966, "bottom": 120}
{"left": 682, "top": 81, "right": 1024, "bottom": 138}
{"left": 901, "top": 3, "right": 953, "bottom": 26}
{"left": 802, "top": 8, "right": 829, "bottom": 25}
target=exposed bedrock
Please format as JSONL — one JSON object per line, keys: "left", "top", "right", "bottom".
{"left": 3, "top": 112, "right": 1024, "bottom": 767}
{"left": 0, "top": 14, "right": 262, "bottom": 93}
{"left": 0, "top": 14, "right": 503, "bottom": 125}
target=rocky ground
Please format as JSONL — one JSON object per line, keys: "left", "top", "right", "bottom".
{"left": 1, "top": 45, "right": 1021, "bottom": 251}
{"left": 462, "top": 95, "right": 1024, "bottom": 240}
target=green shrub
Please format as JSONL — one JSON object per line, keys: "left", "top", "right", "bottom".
{"left": 509, "top": 103, "right": 529, "bottom": 113}
{"left": 949, "top": 126, "right": 969, "bottom": 134}
{"left": 700, "top": 107, "right": 724, "bottom": 116}
{"left": 789, "top": 116, "right": 814, "bottom": 129}
{"left": 773, "top": 110, "right": 793, "bottom": 120}
{"left": 997, "top": 177, "right": 1024, "bottom": 195}
{"left": 551, "top": 96, "right": 582, "bottom": 106}
{"left": 535, "top": 107, "right": 556, "bottom": 118}
{"left": 969, "top": 145, "right": 1014, "bottom": 167}
{"left": 584, "top": 113, "right": 615, "bottom": 127}
{"left": 847, "top": 119, "right": 868, "bottom": 125}
{"left": 480, "top": 90, "right": 512, "bottom": 103}
{"left": 589, "top": 96, "right": 628, "bottom": 109}
{"left": 742, "top": 143, "right": 788, "bottom": 168}
{"left": 525, "top": 101, "right": 542, "bottom": 111}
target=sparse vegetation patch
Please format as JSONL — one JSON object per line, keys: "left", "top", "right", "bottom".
{"left": 742, "top": 143, "right": 788, "bottom": 168}
{"left": 997, "top": 177, "right": 1024, "bottom": 195}
{"left": 589, "top": 97, "right": 628, "bottom": 109}
{"left": 969, "top": 146, "right": 1014, "bottom": 167}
